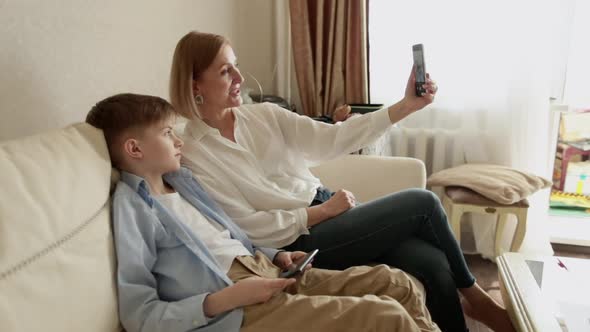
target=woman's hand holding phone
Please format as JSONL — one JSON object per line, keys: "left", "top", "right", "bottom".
{"left": 400, "top": 44, "right": 438, "bottom": 113}
{"left": 402, "top": 69, "right": 437, "bottom": 110}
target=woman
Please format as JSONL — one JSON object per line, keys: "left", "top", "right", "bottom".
{"left": 169, "top": 31, "right": 514, "bottom": 332}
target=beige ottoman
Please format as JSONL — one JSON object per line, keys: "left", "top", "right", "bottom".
{"left": 441, "top": 186, "right": 529, "bottom": 258}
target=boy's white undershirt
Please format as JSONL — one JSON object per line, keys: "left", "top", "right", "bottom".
{"left": 156, "top": 192, "right": 252, "bottom": 274}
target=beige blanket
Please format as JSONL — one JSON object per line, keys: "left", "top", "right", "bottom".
{"left": 427, "top": 164, "right": 551, "bottom": 204}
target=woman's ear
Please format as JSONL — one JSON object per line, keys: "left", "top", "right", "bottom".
{"left": 192, "top": 80, "right": 200, "bottom": 96}
{"left": 123, "top": 138, "right": 143, "bottom": 160}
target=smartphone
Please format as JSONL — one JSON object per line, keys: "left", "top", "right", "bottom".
{"left": 279, "top": 249, "right": 319, "bottom": 278}
{"left": 412, "top": 44, "right": 427, "bottom": 96}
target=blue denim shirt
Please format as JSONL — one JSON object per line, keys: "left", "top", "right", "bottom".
{"left": 113, "top": 167, "right": 280, "bottom": 332}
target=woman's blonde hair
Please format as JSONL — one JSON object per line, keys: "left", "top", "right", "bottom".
{"left": 169, "top": 31, "right": 228, "bottom": 119}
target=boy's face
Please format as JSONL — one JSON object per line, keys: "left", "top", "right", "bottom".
{"left": 133, "top": 117, "right": 184, "bottom": 175}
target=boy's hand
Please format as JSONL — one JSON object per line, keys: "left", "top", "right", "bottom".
{"left": 233, "top": 276, "right": 295, "bottom": 306}
{"left": 204, "top": 276, "right": 295, "bottom": 317}
{"left": 273, "top": 251, "right": 312, "bottom": 271}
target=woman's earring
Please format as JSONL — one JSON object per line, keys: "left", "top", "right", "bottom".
{"left": 194, "top": 94, "right": 204, "bottom": 105}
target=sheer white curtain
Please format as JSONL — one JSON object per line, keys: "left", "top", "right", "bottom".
{"left": 563, "top": 0, "right": 590, "bottom": 109}
{"left": 369, "top": 0, "right": 576, "bottom": 258}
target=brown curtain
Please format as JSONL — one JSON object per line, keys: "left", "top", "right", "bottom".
{"left": 290, "top": 0, "right": 369, "bottom": 117}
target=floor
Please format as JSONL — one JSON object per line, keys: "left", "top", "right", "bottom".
{"left": 463, "top": 243, "right": 590, "bottom": 331}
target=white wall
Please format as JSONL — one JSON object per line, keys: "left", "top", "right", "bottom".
{"left": 0, "top": 0, "right": 276, "bottom": 141}
{"left": 233, "top": 1, "right": 276, "bottom": 98}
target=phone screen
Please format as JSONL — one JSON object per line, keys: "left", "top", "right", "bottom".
{"left": 412, "top": 44, "right": 426, "bottom": 96}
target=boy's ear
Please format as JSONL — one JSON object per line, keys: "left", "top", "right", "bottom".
{"left": 122, "top": 138, "right": 143, "bottom": 160}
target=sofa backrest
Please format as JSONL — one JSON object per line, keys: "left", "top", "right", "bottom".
{"left": 0, "top": 123, "right": 120, "bottom": 332}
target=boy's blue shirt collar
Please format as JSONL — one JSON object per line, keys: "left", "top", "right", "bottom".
{"left": 119, "top": 168, "right": 193, "bottom": 208}
{"left": 118, "top": 166, "right": 280, "bottom": 259}
{"left": 119, "top": 171, "right": 145, "bottom": 193}
{"left": 163, "top": 167, "right": 194, "bottom": 180}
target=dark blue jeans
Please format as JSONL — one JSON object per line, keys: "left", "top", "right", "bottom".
{"left": 283, "top": 188, "right": 475, "bottom": 332}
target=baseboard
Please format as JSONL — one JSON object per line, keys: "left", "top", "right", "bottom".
{"left": 552, "top": 242, "right": 590, "bottom": 256}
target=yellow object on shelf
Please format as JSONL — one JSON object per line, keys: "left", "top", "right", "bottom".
{"left": 550, "top": 190, "right": 590, "bottom": 209}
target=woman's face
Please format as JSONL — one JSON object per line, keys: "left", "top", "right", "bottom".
{"left": 194, "top": 44, "right": 244, "bottom": 111}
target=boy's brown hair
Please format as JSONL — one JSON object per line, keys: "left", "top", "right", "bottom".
{"left": 86, "top": 93, "right": 175, "bottom": 167}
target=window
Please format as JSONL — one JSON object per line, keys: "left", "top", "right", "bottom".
{"left": 368, "top": 0, "right": 583, "bottom": 110}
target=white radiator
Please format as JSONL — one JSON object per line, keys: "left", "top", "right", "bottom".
{"left": 362, "top": 127, "right": 466, "bottom": 176}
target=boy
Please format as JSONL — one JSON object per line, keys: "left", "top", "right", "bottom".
{"left": 86, "top": 93, "right": 440, "bottom": 332}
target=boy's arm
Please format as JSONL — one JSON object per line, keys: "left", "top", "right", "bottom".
{"left": 113, "top": 189, "right": 220, "bottom": 332}
{"left": 205, "top": 277, "right": 296, "bottom": 315}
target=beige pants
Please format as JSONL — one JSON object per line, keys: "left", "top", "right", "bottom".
{"left": 230, "top": 252, "right": 440, "bottom": 332}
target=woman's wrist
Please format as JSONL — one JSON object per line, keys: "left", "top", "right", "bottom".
{"left": 305, "top": 205, "right": 330, "bottom": 227}
{"left": 387, "top": 100, "right": 414, "bottom": 124}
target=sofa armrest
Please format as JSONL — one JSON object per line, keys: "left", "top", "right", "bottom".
{"left": 310, "top": 155, "right": 426, "bottom": 203}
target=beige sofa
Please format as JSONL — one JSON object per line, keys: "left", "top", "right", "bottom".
{"left": 0, "top": 123, "right": 427, "bottom": 332}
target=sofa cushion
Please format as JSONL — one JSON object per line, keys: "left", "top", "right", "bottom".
{"left": 0, "top": 123, "right": 120, "bottom": 332}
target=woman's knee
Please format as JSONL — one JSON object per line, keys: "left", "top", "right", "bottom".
{"left": 398, "top": 188, "right": 437, "bottom": 200}
{"left": 409, "top": 189, "right": 449, "bottom": 229}
{"left": 392, "top": 188, "right": 442, "bottom": 212}
{"left": 415, "top": 189, "right": 443, "bottom": 211}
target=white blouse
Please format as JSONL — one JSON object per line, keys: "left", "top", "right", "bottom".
{"left": 180, "top": 102, "right": 393, "bottom": 248}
